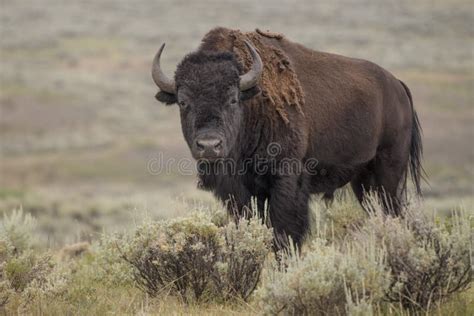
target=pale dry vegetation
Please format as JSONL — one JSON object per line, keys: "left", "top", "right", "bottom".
{"left": 121, "top": 211, "right": 273, "bottom": 302}
{"left": 1, "top": 197, "right": 472, "bottom": 315}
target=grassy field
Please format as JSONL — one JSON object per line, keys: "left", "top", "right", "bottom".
{"left": 0, "top": 0, "right": 473, "bottom": 314}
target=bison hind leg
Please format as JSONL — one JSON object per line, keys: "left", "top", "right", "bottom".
{"left": 351, "top": 147, "right": 410, "bottom": 216}
{"left": 350, "top": 161, "right": 376, "bottom": 205}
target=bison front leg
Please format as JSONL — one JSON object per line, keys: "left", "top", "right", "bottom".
{"left": 209, "top": 174, "right": 255, "bottom": 219}
{"left": 269, "top": 174, "right": 311, "bottom": 250}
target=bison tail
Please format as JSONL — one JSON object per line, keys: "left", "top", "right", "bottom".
{"left": 400, "top": 80, "right": 426, "bottom": 197}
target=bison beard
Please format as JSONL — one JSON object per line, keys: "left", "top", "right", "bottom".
{"left": 152, "top": 27, "right": 425, "bottom": 250}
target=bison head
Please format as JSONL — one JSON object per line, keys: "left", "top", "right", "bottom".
{"left": 152, "top": 41, "right": 262, "bottom": 161}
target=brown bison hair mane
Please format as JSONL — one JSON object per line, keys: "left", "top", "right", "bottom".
{"left": 199, "top": 27, "right": 305, "bottom": 124}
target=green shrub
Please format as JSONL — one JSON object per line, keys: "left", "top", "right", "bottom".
{"left": 121, "top": 211, "right": 273, "bottom": 302}
{"left": 1, "top": 209, "right": 36, "bottom": 255}
{"left": 88, "top": 234, "right": 135, "bottom": 287}
{"left": 0, "top": 240, "right": 13, "bottom": 308}
{"left": 359, "top": 199, "right": 473, "bottom": 311}
{"left": 212, "top": 214, "right": 274, "bottom": 301}
{"left": 4, "top": 252, "right": 52, "bottom": 292}
{"left": 256, "top": 238, "right": 390, "bottom": 315}
{"left": 0, "top": 209, "right": 62, "bottom": 310}
{"left": 125, "top": 213, "right": 222, "bottom": 301}
{"left": 1, "top": 210, "right": 40, "bottom": 307}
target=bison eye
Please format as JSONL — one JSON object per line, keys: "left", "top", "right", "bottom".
{"left": 179, "top": 100, "right": 187, "bottom": 108}
{"left": 230, "top": 98, "right": 238, "bottom": 105}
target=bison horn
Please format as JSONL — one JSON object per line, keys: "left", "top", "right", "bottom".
{"left": 151, "top": 43, "right": 176, "bottom": 94}
{"left": 239, "top": 40, "right": 263, "bottom": 91}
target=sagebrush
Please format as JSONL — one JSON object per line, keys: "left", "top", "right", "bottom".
{"left": 121, "top": 211, "right": 273, "bottom": 302}
{"left": 0, "top": 198, "right": 472, "bottom": 315}
{"left": 256, "top": 196, "right": 473, "bottom": 315}
{"left": 359, "top": 199, "right": 473, "bottom": 311}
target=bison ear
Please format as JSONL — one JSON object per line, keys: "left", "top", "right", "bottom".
{"left": 240, "top": 86, "right": 261, "bottom": 101}
{"left": 155, "top": 91, "right": 177, "bottom": 105}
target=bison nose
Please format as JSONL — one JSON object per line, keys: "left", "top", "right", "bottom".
{"left": 195, "top": 138, "right": 223, "bottom": 158}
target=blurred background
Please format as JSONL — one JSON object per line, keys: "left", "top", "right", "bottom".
{"left": 1, "top": 0, "right": 472, "bottom": 246}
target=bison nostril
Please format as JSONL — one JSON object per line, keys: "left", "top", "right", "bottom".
{"left": 214, "top": 139, "right": 222, "bottom": 150}
{"left": 196, "top": 138, "right": 222, "bottom": 154}
{"left": 196, "top": 140, "right": 205, "bottom": 151}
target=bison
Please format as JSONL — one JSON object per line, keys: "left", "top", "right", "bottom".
{"left": 152, "top": 27, "right": 424, "bottom": 248}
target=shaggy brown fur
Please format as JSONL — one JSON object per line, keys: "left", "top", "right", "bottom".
{"left": 200, "top": 28, "right": 305, "bottom": 124}
{"left": 153, "top": 27, "right": 425, "bottom": 249}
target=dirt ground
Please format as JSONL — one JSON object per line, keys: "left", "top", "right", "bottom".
{"left": 0, "top": 0, "right": 472, "bottom": 245}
